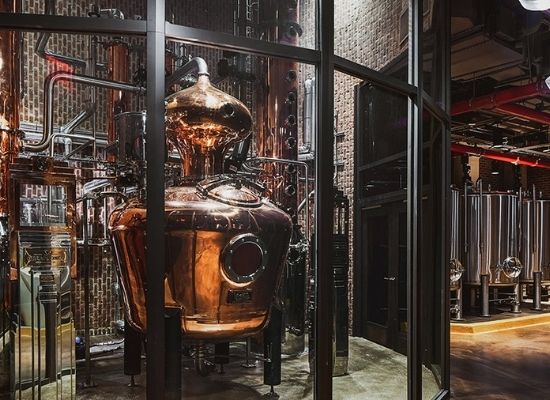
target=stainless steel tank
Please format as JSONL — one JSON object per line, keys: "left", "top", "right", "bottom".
{"left": 521, "top": 199, "right": 550, "bottom": 281}
{"left": 465, "top": 192, "right": 522, "bottom": 284}
{"left": 450, "top": 188, "right": 464, "bottom": 284}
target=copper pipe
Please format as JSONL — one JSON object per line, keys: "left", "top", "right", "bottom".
{"left": 256, "top": 1, "right": 300, "bottom": 213}
{"left": 165, "top": 57, "right": 209, "bottom": 90}
{"left": 107, "top": 42, "right": 130, "bottom": 161}
{"left": 0, "top": 0, "right": 21, "bottom": 216}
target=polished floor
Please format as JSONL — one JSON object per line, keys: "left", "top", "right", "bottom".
{"left": 451, "top": 323, "right": 550, "bottom": 399}
{"left": 70, "top": 336, "right": 438, "bottom": 400}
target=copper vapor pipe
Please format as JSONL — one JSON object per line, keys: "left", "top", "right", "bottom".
{"left": 107, "top": 41, "right": 130, "bottom": 161}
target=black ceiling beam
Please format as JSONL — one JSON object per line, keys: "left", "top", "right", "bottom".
{"left": 0, "top": 13, "right": 146, "bottom": 35}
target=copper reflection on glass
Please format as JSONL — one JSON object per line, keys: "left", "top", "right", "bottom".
{"left": 0, "top": 0, "right": 21, "bottom": 216}
{"left": 106, "top": 41, "right": 129, "bottom": 162}
{"left": 110, "top": 74, "right": 292, "bottom": 340}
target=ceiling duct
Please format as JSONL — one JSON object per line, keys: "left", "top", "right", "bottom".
{"left": 495, "top": 103, "right": 550, "bottom": 125}
{"left": 451, "top": 78, "right": 550, "bottom": 115}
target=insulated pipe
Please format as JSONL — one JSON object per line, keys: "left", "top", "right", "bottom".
{"left": 299, "top": 77, "right": 316, "bottom": 161}
{"left": 24, "top": 71, "right": 145, "bottom": 152}
{"left": 452, "top": 78, "right": 550, "bottom": 116}
{"left": 495, "top": 103, "right": 550, "bottom": 126}
{"left": 451, "top": 143, "right": 550, "bottom": 169}
{"left": 165, "top": 57, "right": 209, "bottom": 90}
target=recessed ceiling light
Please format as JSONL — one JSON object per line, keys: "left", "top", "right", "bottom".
{"left": 519, "top": 0, "right": 550, "bottom": 11}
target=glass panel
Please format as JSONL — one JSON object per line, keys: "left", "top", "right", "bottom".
{"left": 166, "top": 0, "right": 317, "bottom": 49}
{"left": 20, "top": 184, "right": 67, "bottom": 227}
{"left": 137, "top": 42, "right": 314, "bottom": 398}
{"left": 421, "top": 111, "right": 445, "bottom": 398}
{"left": 334, "top": 71, "right": 409, "bottom": 399}
{"left": 334, "top": 0, "right": 409, "bottom": 81}
{"left": 423, "top": 0, "right": 446, "bottom": 104}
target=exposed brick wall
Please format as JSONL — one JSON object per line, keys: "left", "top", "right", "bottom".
{"left": 527, "top": 167, "right": 550, "bottom": 197}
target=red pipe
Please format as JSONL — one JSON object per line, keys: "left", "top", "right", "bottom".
{"left": 494, "top": 103, "right": 550, "bottom": 125}
{"left": 451, "top": 79, "right": 550, "bottom": 116}
{"left": 451, "top": 143, "right": 550, "bottom": 169}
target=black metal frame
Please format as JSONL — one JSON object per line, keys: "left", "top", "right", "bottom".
{"left": 0, "top": 0, "right": 451, "bottom": 398}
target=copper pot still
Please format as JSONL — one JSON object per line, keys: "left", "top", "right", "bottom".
{"left": 109, "top": 74, "right": 293, "bottom": 340}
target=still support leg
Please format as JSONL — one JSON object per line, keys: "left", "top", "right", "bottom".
{"left": 533, "top": 272, "right": 543, "bottom": 311}
{"left": 241, "top": 338, "right": 257, "bottom": 368}
{"left": 214, "top": 342, "right": 229, "bottom": 374}
{"left": 165, "top": 307, "right": 181, "bottom": 400}
{"left": 264, "top": 306, "right": 282, "bottom": 398}
{"left": 480, "top": 274, "right": 490, "bottom": 317}
{"left": 124, "top": 318, "right": 142, "bottom": 386}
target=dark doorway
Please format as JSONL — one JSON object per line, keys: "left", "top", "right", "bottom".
{"left": 358, "top": 201, "right": 408, "bottom": 355}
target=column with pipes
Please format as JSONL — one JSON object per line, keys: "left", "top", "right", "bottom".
{"left": 255, "top": 0, "right": 306, "bottom": 394}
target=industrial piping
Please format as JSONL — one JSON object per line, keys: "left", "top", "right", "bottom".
{"left": 452, "top": 78, "right": 550, "bottom": 116}
{"left": 451, "top": 143, "right": 550, "bottom": 169}
{"left": 494, "top": 103, "right": 550, "bottom": 126}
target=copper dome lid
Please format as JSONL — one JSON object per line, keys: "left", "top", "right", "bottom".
{"left": 165, "top": 75, "right": 253, "bottom": 180}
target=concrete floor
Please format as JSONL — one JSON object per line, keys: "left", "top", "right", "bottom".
{"left": 451, "top": 323, "right": 550, "bottom": 399}
{"left": 73, "top": 336, "right": 439, "bottom": 400}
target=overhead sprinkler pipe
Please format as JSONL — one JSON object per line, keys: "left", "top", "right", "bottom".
{"left": 451, "top": 143, "right": 550, "bottom": 169}
{"left": 451, "top": 78, "right": 550, "bottom": 116}
{"left": 494, "top": 103, "right": 550, "bottom": 126}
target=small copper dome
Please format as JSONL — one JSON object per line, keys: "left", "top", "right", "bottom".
{"left": 165, "top": 76, "right": 252, "bottom": 180}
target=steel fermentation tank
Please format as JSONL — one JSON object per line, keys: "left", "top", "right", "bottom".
{"left": 521, "top": 199, "right": 550, "bottom": 282}
{"left": 464, "top": 191, "right": 521, "bottom": 285}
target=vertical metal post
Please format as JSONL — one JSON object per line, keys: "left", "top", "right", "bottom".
{"left": 455, "top": 282, "right": 463, "bottom": 321}
{"left": 511, "top": 282, "right": 521, "bottom": 314}
{"left": 315, "top": 0, "right": 335, "bottom": 399}
{"left": 480, "top": 274, "right": 490, "bottom": 317}
{"left": 441, "top": 0, "right": 452, "bottom": 393}
{"left": 408, "top": 0, "right": 423, "bottom": 399}
{"left": 533, "top": 271, "right": 542, "bottom": 311}
{"left": 82, "top": 198, "right": 95, "bottom": 387}
{"left": 146, "top": 0, "right": 166, "bottom": 398}
{"left": 164, "top": 307, "right": 181, "bottom": 400}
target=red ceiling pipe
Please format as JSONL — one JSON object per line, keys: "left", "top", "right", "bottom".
{"left": 494, "top": 103, "right": 550, "bottom": 125}
{"left": 451, "top": 79, "right": 550, "bottom": 116}
{"left": 451, "top": 143, "right": 550, "bottom": 169}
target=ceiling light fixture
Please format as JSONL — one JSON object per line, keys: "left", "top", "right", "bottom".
{"left": 519, "top": 0, "right": 550, "bottom": 11}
